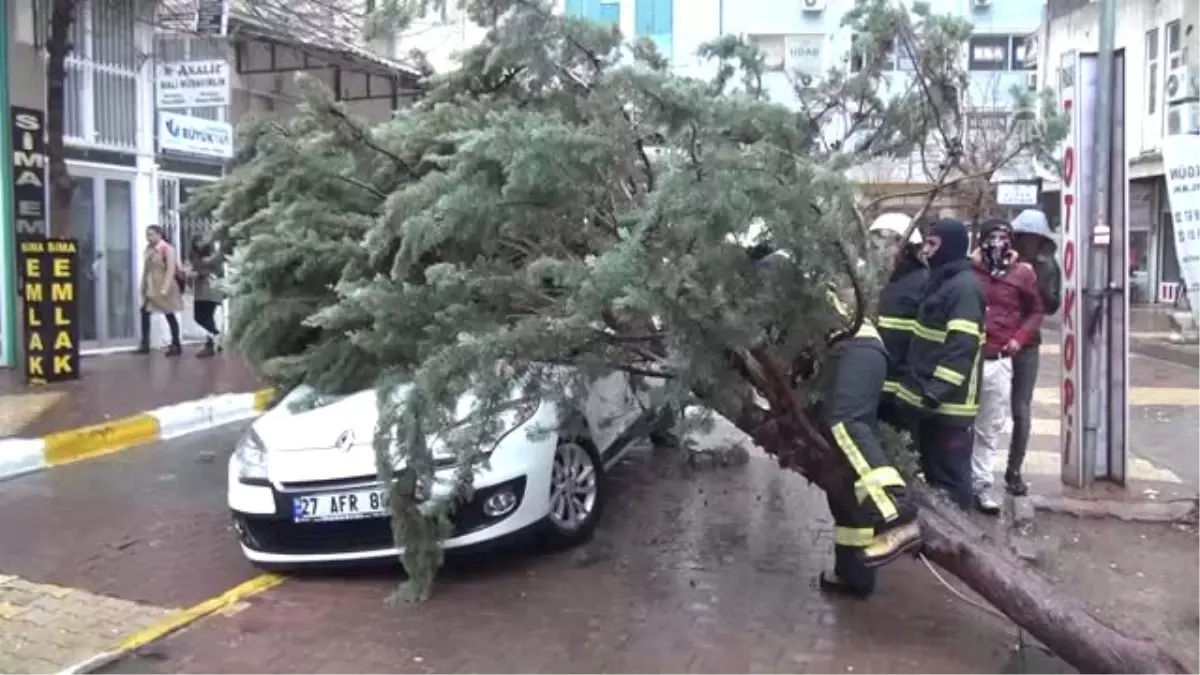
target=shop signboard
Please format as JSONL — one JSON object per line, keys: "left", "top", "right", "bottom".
{"left": 18, "top": 237, "right": 80, "bottom": 384}
{"left": 158, "top": 111, "right": 233, "bottom": 159}
{"left": 156, "top": 60, "right": 230, "bottom": 109}
{"left": 1161, "top": 134, "right": 1200, "bottom": 323}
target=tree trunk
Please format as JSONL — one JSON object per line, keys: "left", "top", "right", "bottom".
{"left": 725, "top": 400, "right": 1188, "bottom": 674}
{"left": 46, "top": 0, "right": 79, "bottom": 238}
{"left": 913, "top": 488, "right": 1187, "bottom": 674}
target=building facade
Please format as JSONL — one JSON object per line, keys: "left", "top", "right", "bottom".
{"left": 405, "top": 0, "right": 1044, "bottom": 217}
{"left": 3, "top": 0, "right": 419, "bottom": 362}
{"left": 1033, "top": 0, "right": 1198, "bottom": 305}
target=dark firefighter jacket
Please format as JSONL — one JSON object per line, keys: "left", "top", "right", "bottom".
{"left": 891, "top": 260, "right": 987, "bottom": 426}
{"left": 875, "top": 257, "right": 927, "bottom": 388}
{"left": 819, "top": 321, "right": 907, "bottom": 539}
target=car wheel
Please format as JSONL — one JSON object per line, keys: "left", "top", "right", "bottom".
{"left": 540, "top": 436, "right": 606, "bottom": 548}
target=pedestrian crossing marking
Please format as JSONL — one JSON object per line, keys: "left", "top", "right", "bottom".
{"left": 1033, "top": 387, "right": 1199, "bottom": 407}
{"left": 1017, "top": 450, "right": 1182, "bottom": 483}
{"left": 1012, "top": 416, "right": 1183, "bottom": 483}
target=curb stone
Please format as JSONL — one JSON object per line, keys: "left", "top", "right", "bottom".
{"left": 0, "top": 388, "right": 276, "bottom": 481}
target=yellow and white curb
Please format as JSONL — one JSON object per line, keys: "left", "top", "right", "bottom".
{"left": 0, "top": 388, "right": 276, "bottom": 481}
{"left": 56, "top": 574, "right": 285, "bottom": 675}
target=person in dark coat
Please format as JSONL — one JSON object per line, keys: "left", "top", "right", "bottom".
{"left": 1008, "top": 209, "right": 1061, "bottom": 495}
{"left": 816, "top": 290, "right": 922, "bottom": 600}
{"left": 869, "top": 213, "right": 928, "bottom": 432}
{"left": 893, "top": 218, "right": 986, "bottom": 510}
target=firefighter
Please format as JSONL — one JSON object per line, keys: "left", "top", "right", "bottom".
{"left": 892, "top": 219, "right": 986, "bottom": 510}
{"left": 817, "top": 289, "right": 923, "bottom": 599}
{"left": 869, "top": 213, "right": 927, "bottom": 432}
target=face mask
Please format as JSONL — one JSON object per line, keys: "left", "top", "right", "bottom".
{"left": 982, "top": 232, "right": 1012, "bottom": 276}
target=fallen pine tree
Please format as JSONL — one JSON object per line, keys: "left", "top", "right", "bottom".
{"left": 191, "top": 0, "right": 1188, "bottom": 671}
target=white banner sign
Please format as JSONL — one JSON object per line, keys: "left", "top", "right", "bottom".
{"left": 996, "top": 182, "right": 1039, "bottom": 206}
{"left": 1161, "top": 134, "right": 1200, "bottom": 323}
{"left": 158, "top": 111, "right": 233, "bottom": 159}
{"left": 156, "top": 60, "right": 230, "bottom": 109}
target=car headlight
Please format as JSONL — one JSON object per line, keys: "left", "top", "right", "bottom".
{"left": 431, "top": 397, "right": 541, "bottom": 469}
{"left": 235, "top": 428, "right": 268, "bottom": 481}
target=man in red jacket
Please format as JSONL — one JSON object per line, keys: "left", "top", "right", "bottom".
{"left": 970, "top": 218, "right": 1045, "bottom": 514}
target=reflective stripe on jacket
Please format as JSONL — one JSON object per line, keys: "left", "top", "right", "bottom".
{"left": 892, "top": 264, "right": 986, "bottom": 425}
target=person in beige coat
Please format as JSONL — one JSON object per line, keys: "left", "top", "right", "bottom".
{"left": 136, "top": 225, "right": 184, "bottom": 356}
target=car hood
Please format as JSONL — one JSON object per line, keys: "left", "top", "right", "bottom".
{"left": 253, "top": 385, "right": 393, "bottom": 454}
{"left": 251, "top": 383, "right": 529, "bottom": 484}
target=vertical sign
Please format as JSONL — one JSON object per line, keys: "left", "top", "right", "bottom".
{"left": 1161, "top": 134, "right": 1200, "bottom": 327}
{"left": 19, "top": 238, "right": 80, "bottom": 384}
{"left": 10, "top": 107, "right": 48, "bottom": 238}
{"left": 1058, "top": 52, "right": 1098, "bottom": 487}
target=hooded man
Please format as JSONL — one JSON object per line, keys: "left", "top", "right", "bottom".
{"left": 816, "top": 287, "right": 921, "bottom": 600}
{"left": 969, "top": 219, "right": 1044, "bottom": 514}
{"left": 869, "top": 213, "right": 927, "bottom": 432}
{"left": 1007, "top": 209, "right": 1061, "bottom": 496}
{"left": 893, "top": 218, "right": 986, "bottom": 510}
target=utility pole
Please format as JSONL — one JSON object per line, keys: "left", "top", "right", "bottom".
{"left": 1079, "top": 0, "right": 1126, "bottom": 484}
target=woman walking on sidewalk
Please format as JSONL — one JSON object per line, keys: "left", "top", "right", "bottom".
{"left": 188, "top": 234, "right": 225, "bottom": 358}
{"left": 137, "top": 225, "right": 184, "bottom": 356}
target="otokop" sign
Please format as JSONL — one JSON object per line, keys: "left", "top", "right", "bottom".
{"left": 1058, "top": 51, "right": 1098, "bottom": 486}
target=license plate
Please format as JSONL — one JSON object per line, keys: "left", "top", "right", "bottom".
{"left": 292, "top": 488, "right": 389, "bottom": 523}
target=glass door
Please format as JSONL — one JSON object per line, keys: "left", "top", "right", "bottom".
{"left": 66, "top": 168, "right": 137, "bottom": 349}
{"left": 68, "top": 177, "right": 100, "bottom": 343}
{"left": 102, "top": 179, "right": 136, "bottom": 343}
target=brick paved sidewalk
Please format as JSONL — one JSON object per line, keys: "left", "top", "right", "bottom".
{"left": 0, "top": 352, "right": 263, "bottom": 439}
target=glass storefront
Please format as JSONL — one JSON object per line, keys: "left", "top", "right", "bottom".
{"left": 66, "top": 169, "right": 137, "bottom": 348}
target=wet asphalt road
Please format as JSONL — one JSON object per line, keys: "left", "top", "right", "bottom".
{"left": 2, "top": 421, "right": 1037, "bottom": 673}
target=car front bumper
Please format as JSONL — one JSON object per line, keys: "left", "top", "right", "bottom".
{"left": 228, "top": 455, "right": 553, "bottom": 565}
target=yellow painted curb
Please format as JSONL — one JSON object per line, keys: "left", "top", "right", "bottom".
{"left": 252, "top": 388, "right": 277, "bottom": 412}
{"left": 116, "top": 573, "right": 285, "bottom": 653}
{"left": 43, "top": 415, "right": 161, "bottom": 467}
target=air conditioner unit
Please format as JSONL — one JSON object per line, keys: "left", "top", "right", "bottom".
{"left": 972, "top": 0, "right": 991, "bottom": 8}
{"left": 801, "top": 0, "right": 826, "bottom": 12}
{"left": 1166, "top": 65, "right": 1198, "bottom": 104}
{"left": 1025, "top": 71, "right": 1038, "bottom": 90}
{"left": 1166, "top": 101, "right": 1200, "bottom": 135}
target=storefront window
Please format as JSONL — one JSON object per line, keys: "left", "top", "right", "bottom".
{"left": 1130, "top": 230, "right": 1151, "bottom": 304}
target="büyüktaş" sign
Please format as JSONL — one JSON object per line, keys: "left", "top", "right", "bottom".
{"left": 158, "top": 111, "right": 233, "bottom": 159}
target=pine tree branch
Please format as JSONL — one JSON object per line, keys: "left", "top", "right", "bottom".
{"left": 323, "top": 102, "right": 415, "bottom": 176}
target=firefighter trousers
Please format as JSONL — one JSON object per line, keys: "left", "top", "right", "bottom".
{"left": 826, "top": 491, "right": 877, "bottom": 596}
{"left": 915, "top": 418, "right": 974, "bottom": 510}
{"left": 828, "top": 418, "right": 917, "bottom": 528}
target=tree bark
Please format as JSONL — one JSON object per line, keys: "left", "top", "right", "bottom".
{"left": 46, "top": 0, "right": 79, "bottom": 238}
{"left": 913, "top": 488, "right": 1188, "bottom": 674}
{"left": 721, "top": 389, "right": 1188, "bottom": 675}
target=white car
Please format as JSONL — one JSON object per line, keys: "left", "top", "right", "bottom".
{"left": 227, "top": 371, "right": 670, "bottom": 567}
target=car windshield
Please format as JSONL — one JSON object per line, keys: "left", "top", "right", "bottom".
{"left": 284, "top": 386, "right": 352, "bottom": 414}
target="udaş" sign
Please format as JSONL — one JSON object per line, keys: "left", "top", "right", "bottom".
{"left": 156, "top": 59, "right": 230, "bottom": 109}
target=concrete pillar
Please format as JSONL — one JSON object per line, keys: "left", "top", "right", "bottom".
{"left": 134, "top": 16, "right": 163, "bottom": 346}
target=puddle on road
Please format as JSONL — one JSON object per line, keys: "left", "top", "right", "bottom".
{"left": 998, "top": 644, "right": 1076, "bottom": 674}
